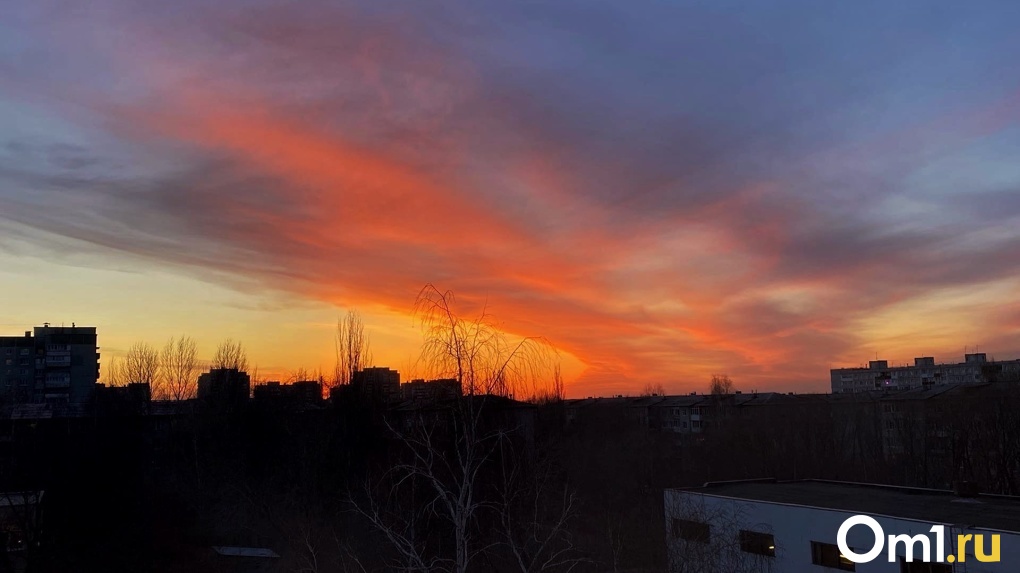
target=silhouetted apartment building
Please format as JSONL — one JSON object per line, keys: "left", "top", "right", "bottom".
{"left": 198, "top": 368, "right": 250, "bottom": 405}
{"left": 252, "top": 380, "right": 323, "bottom": 408}
{"left": 831, "top": 353, "right": 1020, "bottom": 393}
{"left": 351, "top": 367, "right": 400, "bottom": 403}
{"left": 401, "top": 378, "right": 462, "bottom": 403}
{"left": 0, "top": 325, "right": 99, "bottom": 405}
{"left": 95, "top": 382, "right": 151, "bottom": 416}
{"left": 651, "top": 395, "right": 708, "bottom": 433}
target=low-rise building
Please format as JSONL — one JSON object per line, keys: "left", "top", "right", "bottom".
{"left": 198, "top": 368, "right": 250, "bottom": 406}
{"left": 252, "top": 380, "right": 323, "bottom": 409}
{"left": 401, "top": 378, "right": 462, "bottom": 403}
{"left": 832, "top": 354, "right": 1020, "bottom": 393}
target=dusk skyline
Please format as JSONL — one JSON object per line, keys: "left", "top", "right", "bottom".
{"left": 3, "top": 1, "right": 1020, "bottom": 396}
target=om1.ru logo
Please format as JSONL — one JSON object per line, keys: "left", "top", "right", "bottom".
{"left": 837, "top": 515, "right": 1000, "bottom": 564}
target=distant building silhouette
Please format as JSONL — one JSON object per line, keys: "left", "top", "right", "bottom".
{"left": 253, "top": 380, "right": 323, "bottom": 409}
{"left": 0, "top": 325, "right": 99, "bottom": 405}
{"left": 831, "top": 353, "right": 1020, "bottom": 393}
{"left": 95, "top": 382, "right": 151, "bottom": 415}
{"left": 198, "top": 368, "right": 250, "bottom": 405}
{"left": 350, "top": 367, "right": 400, "bottom": 403}
{"left": 401, "top": 378, "right": 462, "bottom": 403}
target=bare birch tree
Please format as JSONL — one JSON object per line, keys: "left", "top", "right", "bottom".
{"left": 496, "top": 444, "right": 587, "bottom": 573}
{"left": 334, "top": 309, "right": 371, "bottom": 385}
{"left": 103, "top": 355, "right": 129, "bottom": 387}
{"left": 642, "top": 383, "right": 667, "bottom": 397}
{"left": 125, "top": 341, "right": 160, "bottom": 386}
{"left": 213, "top": 338, "right": 249, "bottom": 372}
{"left": 413, "top": 284, "right": 550, "bottom": 398}
{"left": 349, "top": 284, "right": 572, "bottom": 573}
{"left": 159, "top": 335, "right": 198, "bottom": 400}
{"left": 709, "top": 374, "right": 735, "bottom": 395}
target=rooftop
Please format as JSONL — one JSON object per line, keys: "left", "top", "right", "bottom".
{"left": 675, "top": 480, "right": 1020, "bottom": 533}
{"left": 212, "top": 546, "right": 280, "bottom": 558}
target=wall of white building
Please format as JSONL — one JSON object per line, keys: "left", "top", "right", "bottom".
{"left": 665, "top": 490, "right": 1020, "bottom": 573}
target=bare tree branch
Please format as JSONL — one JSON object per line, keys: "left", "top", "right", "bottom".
{"left": 125, "top": 341, "right": 159, "bottom": 387}
{"left": 213, "top": 338, "right": 249, "bottom": 372}
{"left": 335, "top": 309, "right": 371, "bottom": 385}
{"left": 159, "top": 335, "right": 198, "bottom": 400}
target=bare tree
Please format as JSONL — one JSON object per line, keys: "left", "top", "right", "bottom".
{"left": 103, "top": 355, "right": 129, "bottom": 387}
{"left": 125, "top": 341, "right": 160, "bottom": 386}
{"left": 709, "top": 374, "right": 735, "bottom": 396}
{"left": 249, "top": 365, "right": 268, "bottom": 386}
{"left": 642, "top": 382, "right": 667, "bottom": 397}
{"left": 213, "top": 338, "right": 249, "bottom": 372}
{"left": 413, "top": 284, "right": 551, "bottom": 398}
{"left": 349, "top": 284, "right": 573, "bottom": 573}
{"left": 159, "top": 335, "right": 198, "bottom": 400}
{"left": 334, "top": 309, "right": 372, "bottom": 385}
{"left": 496, "top": 445, "right": 587, "bottom": 573}
{"left": 552, "top": 363, "right": 566, "bottom": 402}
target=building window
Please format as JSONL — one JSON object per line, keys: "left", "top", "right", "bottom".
{"left": 692, "top": 420, "right": 701, "bottom": 429}
{"left": 682, "top": 421, "right": 689, "bottom": 429}
{"left": 811, "top": 541, "right": 855, "bottom": 571}
{"left": 671, "top": 519, "right": 710, "bottom": 543}
{"left": 900, "top": 560, "right": 951, "bottom": 573}
{"left": 691, "top": 407, "right": 701, "bottom": 415}
{"left": 739, "top": 530, "right": 775, "bottom": 556}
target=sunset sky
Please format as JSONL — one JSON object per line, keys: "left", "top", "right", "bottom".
{"left": 2, "top": 1, "right": 1019, "bottom": 396}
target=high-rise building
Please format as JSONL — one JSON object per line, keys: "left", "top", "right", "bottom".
{"left": 0, "top": 325, "right": 99, "bottom": 405}
{"left": 351, "top": 367, "right": 401, "bottom": 403}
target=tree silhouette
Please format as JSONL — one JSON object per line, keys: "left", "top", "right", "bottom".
{"left": 413, "top": 284, "right": 551, "bottom": 398}
{"left": 334, "top": 310, "right": 372, "bottom": 385}
{"left": 709, "top": 375, "right": 735, "bottom": 395}
{"left": 349, "top": 284, "right": 575, "bottom": 573}
{"left": 124, "top": 341, "right": 159, "bottom": 386}
{"left": 213, "top": 338, "right": 249, "bottom": 372}
{"left": 159, "top": 335, "right": 198, "bottom": 400}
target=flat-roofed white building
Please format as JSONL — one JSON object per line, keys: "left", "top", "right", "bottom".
{"left": 665, "top": 480, "right": 1020, "bottom": 572}
{"left": 832, "top": 354, "right": 1020, "bottom": 394}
